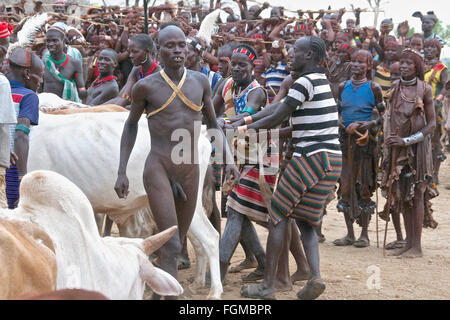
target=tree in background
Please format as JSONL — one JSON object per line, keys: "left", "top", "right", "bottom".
{"left": 366, "top": 0, "right": 386, "bottom": 27}
{"left": 433, "top": 20, "right": 450, "bottom": 46}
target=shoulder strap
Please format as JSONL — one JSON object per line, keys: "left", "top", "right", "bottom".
{"left": 146, "top": 68, "right": 202, "bottom": 119}
{"left": 161, "top": 68, "right": 203, "bottom": 112}
{"left": 146, "top": 69, "right": 187, "bottom": 118}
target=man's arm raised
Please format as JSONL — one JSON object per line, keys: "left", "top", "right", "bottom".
{"left": 114, "top": 80, "right": 147, "bottom": 198}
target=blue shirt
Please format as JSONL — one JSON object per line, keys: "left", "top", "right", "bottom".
{"left": 9, "top": 80, "right": 39, "bottom": 150}
{"left": 341, "top": 80, "right": 375, "bottom": 127}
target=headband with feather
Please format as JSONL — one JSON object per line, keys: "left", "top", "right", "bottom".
{"left": 7, "top": 12, "right": 48, "bottom": 57}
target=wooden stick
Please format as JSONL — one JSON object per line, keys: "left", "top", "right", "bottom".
{"left": 383, "top": 128, "right": 399, "bottom": 256}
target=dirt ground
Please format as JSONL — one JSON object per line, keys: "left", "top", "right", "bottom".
{"left": 140, "top": 156, "right": 450, "bottom": 300}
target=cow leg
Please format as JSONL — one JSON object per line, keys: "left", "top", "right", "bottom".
{"left": 208, "top": 195, "right": 221, "bottom": 235}
{"left": 103, "top": 215, "right": 114, "bottom": 237}
{"left": 187, "top": 207, "right": 223, "bottom": 300}
{"left": 94, "top": 213, "right": 105, "bottom": 236}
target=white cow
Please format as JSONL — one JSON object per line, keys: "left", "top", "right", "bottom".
{"left": 28, "top": 111, "right": 222, "bottom": 299}
{"left": 0, "top": 170, "right": 183, "bottom": 299}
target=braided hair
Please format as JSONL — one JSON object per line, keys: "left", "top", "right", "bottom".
{"left": 307, "top": 36, "right": 327, "bottom": 63}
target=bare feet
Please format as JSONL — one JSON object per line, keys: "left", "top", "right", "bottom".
{"left": 290, "top": 270, "right": 310, "bottom": 284}
{"left": 229, "top": 258, "right": 258, "bottom": 273}
{"left": 274, "top": 280, "right": 293, "bottom": 292}
{"left": 400, "top": 247, "right": 423, "bottom": 258}
{"left": 332, "top": 235, "right": 355, "bottom": 246}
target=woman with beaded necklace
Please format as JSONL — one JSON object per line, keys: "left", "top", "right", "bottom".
{"left": 333, "top": 49, "right": 384, "bottom": 248}
{"left": 381, "top": 48, "right": 436, "bottom": 258}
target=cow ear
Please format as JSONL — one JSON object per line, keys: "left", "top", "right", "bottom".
{"left": 139, "top": 258, "right": 183, "bottom": 296}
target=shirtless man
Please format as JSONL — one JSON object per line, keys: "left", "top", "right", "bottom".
{"left": 114, "top": 25, "right": 239, "bottom": 299}
{"left": 43, "top": 28, "right": 86, "bottom": 102}
{"left": 106, "top": 34, "right": 161, "bottom": 107}
{"left": 86, "top": 49, "right": 119, "bottom": 106}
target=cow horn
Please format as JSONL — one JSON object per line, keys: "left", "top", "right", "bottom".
{"left": 142, "top": 226, "right": 178, "bottom": 255}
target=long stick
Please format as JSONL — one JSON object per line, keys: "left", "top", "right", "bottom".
{"left": 383, "top": 148, "right": 395, "bottom": 257}
{"left": 143, "top": 0, "right": 148, "bottom": 34}
{"left": 383, "top": 128, "right": 399, "bottom": 256}
{"left": 375, "top": 135, "right": 380, "bottom": 248}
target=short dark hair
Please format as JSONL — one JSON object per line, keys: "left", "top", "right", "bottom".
{"left": 131, "top": 34, "right": 156, "bottom": 52}
{"left": 101, "top": 48, "right": 118, "bottom": 64}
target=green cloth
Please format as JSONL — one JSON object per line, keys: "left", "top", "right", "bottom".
{"left": 43, "top": 52, "right": 81, "bottom": 103}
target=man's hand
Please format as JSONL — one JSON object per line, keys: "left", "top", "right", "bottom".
{"left": 224, "top": 163, "right": 240, "bottom": 187}
{"left": 385, "top": 135, "right": 405, "bottom": 147}
{"left": 345, "top": 122, "right": 362, "bottom": 135}
{"left": 10, "top": 152, "right": 18, "bottom": 166}
{"left": 358, "top": 120, "right": 375, "bottom": 131}
{"left": 114, "top": 174, "right": 130, "bottom": 199}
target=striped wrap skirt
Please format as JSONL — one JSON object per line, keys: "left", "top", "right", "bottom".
{"left": 269, "top": 152, "right": 342, "bottom": 226}
{"left": 227, "top": 166, "right": 277, "bottom": 223}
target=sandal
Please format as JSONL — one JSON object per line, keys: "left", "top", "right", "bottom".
{"left": 353, "top": 238, "right": 370, "bottom": 248}
{"left": 385, "top": 240, "right": 407, "bottom": 250}
{"left": 241, "top": 283, "right": 276, "bottom": 300}
{"left": 296, "top": 278, "right": 326, "bottom": 300}
{"left": 332, "top": 236, "right": 355, "bottom": 246}
{"left": 242, "top": 269, "right": 264, "bottom": 283}
{"left": 229, "top": 260, "right": 258, "bottom": 273}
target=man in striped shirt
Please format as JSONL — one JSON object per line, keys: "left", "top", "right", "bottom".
{"left": 261, "top": 46, "right": 289, "bottom": 102}
{"left": 235, "top": 36, "right": 342, "bottom": 300}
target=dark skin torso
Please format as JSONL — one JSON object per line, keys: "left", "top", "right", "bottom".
{"left": 43, "top": 55, "right": 85, "bottom": 98}
{"left": 141, "top": 69, "right": 205, "bottom": 154}
{"left": 86, "top": 79, "right": 119, "bottom": 105}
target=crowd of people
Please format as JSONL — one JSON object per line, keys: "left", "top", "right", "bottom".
{"left": 1, "top": 0, "right": 449, "bottom": 300}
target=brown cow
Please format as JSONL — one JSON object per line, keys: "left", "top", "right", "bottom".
{"left": 0, "top": 218, "right": 57, "bottom": 299}
{"left": 16, "top": 289, "right": 109, "bottom": 300}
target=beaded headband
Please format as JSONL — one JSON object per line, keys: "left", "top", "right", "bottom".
{"left": 232, "top": 47, "right": 256, "bottom": 62}
{"left": 402, "top": 48, "right": 423, "bottom": 61}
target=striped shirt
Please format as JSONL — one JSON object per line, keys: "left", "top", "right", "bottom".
{"left": 373, "top": 64, "right": 391, "bottom": 97}
{"left": 284, "top": 70, "right": 341, "bottom": 158}
{"left": 262, "top": 62, "right": 289, "bottom": 96}
{"left": 201, "top": 66, "right": 222, "bottom": 94}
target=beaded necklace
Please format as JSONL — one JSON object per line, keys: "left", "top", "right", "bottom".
{"left": 91, "top": 75, "right": 117, "bottom": 88}
{"left": 399, "top": 77, "right": 417, "bottom": 103}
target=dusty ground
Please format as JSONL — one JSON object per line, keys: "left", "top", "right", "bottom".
{"left": 138, "top": 156, "right": 450, "bottom": 300}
